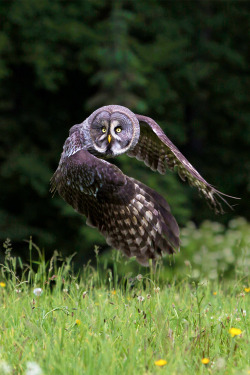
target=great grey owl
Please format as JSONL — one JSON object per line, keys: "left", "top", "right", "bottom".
{"left": 51, "top": 105, "right": 233, "bottom": 266}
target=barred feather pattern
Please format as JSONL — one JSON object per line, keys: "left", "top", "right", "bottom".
{"left": 51, "top": 149, "right": 180, "bottom": 266}
{"left": 127, "top": 115, "right": 230, "bottom": 214}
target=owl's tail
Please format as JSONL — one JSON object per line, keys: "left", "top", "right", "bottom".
{"left": 131, "top": 178, "right": 180, "bottom": 265}
{"left": 104, "top": 177, "right": 180, "bottom": 266}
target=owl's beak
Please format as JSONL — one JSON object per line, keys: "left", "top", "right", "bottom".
{"left": 108, "top": 134, "right": 112, "bottom": 143}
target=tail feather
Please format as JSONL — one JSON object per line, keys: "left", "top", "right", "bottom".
{"left": 96, "top": 177, "right": 180, "bottom": 266}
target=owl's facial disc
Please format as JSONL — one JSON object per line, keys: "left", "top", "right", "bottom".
{"left": 89, "top": 109, "right": 135, "bottom": 156}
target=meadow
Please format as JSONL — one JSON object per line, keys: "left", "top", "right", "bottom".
{"left": 0, "top": 218, "right": 249, "bottom": 375}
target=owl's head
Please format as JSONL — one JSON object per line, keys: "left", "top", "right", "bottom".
{"left": 88, "top": 105, "right": 140, "bottom": 156}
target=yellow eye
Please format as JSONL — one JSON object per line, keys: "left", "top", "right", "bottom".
{"left": 102, "top": 127, "right": 106, "bottom": 133}
{"left": 115, "top": 127, "right": 122, "bottom": 133}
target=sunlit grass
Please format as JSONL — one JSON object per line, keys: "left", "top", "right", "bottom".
{"left": 0, "top": 219, "right": 249, "bottom": 375}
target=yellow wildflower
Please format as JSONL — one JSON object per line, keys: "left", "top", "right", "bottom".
{"left": 154, "top": 359, "right": 167, "bottom": 367}
{"left": 0, "top": 282, "right": 6, "bottom": 288}
{"left": 75, "top": 319, "right": 81, "bottom": 326}
{"left": 111, "top": 290, "right": 116, "bottom": 295}
{"left": 244, "top": 287, "right": 250, "bottom": 293}
{"left": 229, "top": 327, "right": 242, "bottom": 337}
{"left": 201, "top": 358, "right": 210, "bottom": 364}
{"left": 213, "top": 292, "right": 217, "bottom": 295}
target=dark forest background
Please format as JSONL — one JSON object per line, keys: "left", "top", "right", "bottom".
{"left": 0, "top": 0, "right": 249, "bottom": 264}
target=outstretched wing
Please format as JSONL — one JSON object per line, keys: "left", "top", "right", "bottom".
{"left": 127, "top": 114, "right": 235, "bottom": 214}
{"left": 51, "top": 149, "right": 180, "bottom": 266}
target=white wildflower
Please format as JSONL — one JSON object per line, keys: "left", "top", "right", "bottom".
{"left": 154, "top": 287, "right": 160, "bottom": 293}
{"left": 136, "top": 274, "right": 143, "bottom": 281}
{"left": 137, "top": 296, "right": 144, "bottom": 302}
{"left": 242, "top": 310, "right": 246, "bottom": 317}
{"left": 0, "top": 360, "right": 12, "bottom": 374}
{"left": 33, "top": 288, "right": 43, "bottom": 296}
{"left": 215, "top": 357, "right": 226, "bottom": 370}
{"left": 26, "top": 362, "right": 43, "bottom": 375}
{"left": 82, "top": 291, "right": 87, "bottom": 299}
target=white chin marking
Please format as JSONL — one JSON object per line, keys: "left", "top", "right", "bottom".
{"left": 112, "top": 142, "right": 123, "bottom": 152}
{"left": 111, "top": 142, "right": 132, "bottom": 156}
{"left": 94, "top": 144, "right": 107, "bottom": 154}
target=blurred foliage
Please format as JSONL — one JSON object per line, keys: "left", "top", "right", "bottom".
{"left": 0, "top": 0, "right": 249, "bottom": 260}
{"left": 175, "top": 217, "right": 249, "bottom": 280}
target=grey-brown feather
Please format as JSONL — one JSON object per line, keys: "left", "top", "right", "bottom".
{"left": 127, "top": 115, "right": 233, "bottom": 214}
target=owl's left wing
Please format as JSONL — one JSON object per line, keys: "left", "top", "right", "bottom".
{"left": 51, "top": 149, "right": 180, "bottom": 266}
{"left": 127, "top": 114, "right": 236, "bottom": 214}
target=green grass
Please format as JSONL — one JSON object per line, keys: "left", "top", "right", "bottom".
{"left": 0, "top": 218, "right": 249, "bottom": 375}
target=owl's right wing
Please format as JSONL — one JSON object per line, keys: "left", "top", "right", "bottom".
{"left": 51, "top": 149, "right": 180, "bottom": 266}
{"left": 127, "top": 114, "right": 237, "bottom": 214}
